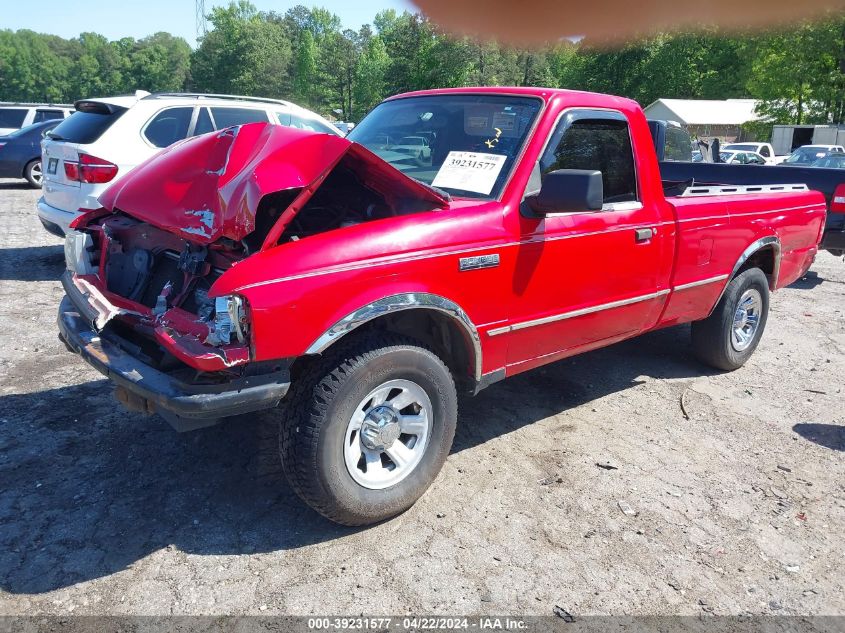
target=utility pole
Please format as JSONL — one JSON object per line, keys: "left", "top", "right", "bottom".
{"left": 196, "top": 0, "right": 207, "bottom": 41}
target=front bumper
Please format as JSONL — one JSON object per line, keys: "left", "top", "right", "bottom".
{"left": 58, "top": 296, "right": 290, "bottom": 424}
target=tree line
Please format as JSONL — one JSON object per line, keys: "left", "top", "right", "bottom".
{"left": 1, "top": 1, "right": 843, "bottom": 130}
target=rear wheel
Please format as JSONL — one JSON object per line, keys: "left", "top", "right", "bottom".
{"left": 280, "top": 334, "right": 458, "bottom": 525}
{"left": 24, "top": 160, "right": 43, "bottom": 188}
{"left": 691, "top": 267, "right": 770, "bottom": 371}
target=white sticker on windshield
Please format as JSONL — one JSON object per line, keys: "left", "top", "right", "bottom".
{"left": 431, "top": 151, "right": 507, "bottom": 195}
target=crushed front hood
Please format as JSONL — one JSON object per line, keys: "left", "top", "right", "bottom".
{"left": 97, "top": 122, "right": 449, "bottom": 245}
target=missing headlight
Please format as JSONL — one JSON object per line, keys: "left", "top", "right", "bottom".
{"left": 205, "top": 295, "right": 249, "bottom": 346}
{"left": 64, "top": 229, "right": 98, "bottom": 275}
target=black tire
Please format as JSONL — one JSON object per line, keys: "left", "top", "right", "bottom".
{"left": 24, "top": 160, "right": 43, "bottom": 188}
{"left": 691, "top": 267, "right": 770, "bottom": 371}
{"left": 280, "top": 334, "right": 458, "bottom": 526}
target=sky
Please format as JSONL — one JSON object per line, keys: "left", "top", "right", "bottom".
{"left": 3, "top": 0, "right": 419, "bottom": 45}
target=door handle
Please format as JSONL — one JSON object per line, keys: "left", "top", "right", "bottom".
{"left": 634, "top": 227, "right": 655, "bottom": 242}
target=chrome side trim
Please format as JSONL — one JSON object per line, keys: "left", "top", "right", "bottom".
{"left": 306, "top": 293, "right": 484, "bottom": 382}
{"left": 672, "top": 274, "right": 729, "bottom": 292}
{"left": 707, "top": 236, "right": 782, "bottom": 316}
{"left": 487, "top": 289, "right": 670, "bottom": 337}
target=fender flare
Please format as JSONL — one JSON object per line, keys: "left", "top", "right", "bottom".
{"left": 305, "top": 293, "right": 484, "bottom": 382}
{"left": 710, "top": 235, "right": 781, "bottom": 314}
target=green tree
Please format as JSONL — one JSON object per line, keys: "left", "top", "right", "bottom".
{"left": 354, "top": 35, "right": 389, "bottom": 116}
{"left": 191, "top": 1, "right": 291, "bottom": 97}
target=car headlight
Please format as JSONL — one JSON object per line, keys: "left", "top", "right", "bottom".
{"left": 206, "top": 295, "right": 249, "bottom": 346}
{"left": 64, "top": 229, "right": 97, "bottom": 275}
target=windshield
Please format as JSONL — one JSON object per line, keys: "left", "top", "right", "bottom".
{"left": 785, "top": 147, "right": 829, "bottom": 164}
{"left": 811, "top": 155, "right": 845, "bottom": 168}
{"left": 725, "top": 144, "right": 755, "bottom": 152}
{"left": 347, "top": 95, "right": 542, "bottom": 198}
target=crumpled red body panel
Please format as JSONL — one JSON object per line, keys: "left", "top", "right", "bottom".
{"left": 97, "top": 122, "right": 447, "bottom": 245}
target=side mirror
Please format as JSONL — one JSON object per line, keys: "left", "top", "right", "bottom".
{"left": 525, "top": 169, "right": 603, "bottom": 216}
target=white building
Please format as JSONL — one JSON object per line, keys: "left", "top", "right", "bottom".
{"left": 643, "top": 98, "right": 761, "bottom": 141}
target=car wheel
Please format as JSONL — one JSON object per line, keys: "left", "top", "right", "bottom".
{"left": 691, "top": 267, "right": 770, "bottom": 371}
{"left": 280, "top": 334, "right": 458, "bottom": 526}
{"left": 24, "top": 160, "right": 43, "bottom": 188}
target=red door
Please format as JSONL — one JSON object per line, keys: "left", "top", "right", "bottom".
{"left": 497, "top": 110, "right": 669, "bottom": 373}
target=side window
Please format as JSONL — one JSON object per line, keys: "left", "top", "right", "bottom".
{"left": 144, "top": 107, "right": 193, "bottom": 148}
{"left": 209, "top": 107, "right": 269, "bottom": 129}
{"left": 290, "top": 114, "right": 337, "bottom": 135}
{"left": 541, "top": 117, "right": 637, "bottom": 204}
{"left": 0, "top": 108, "right": 28, "bottom": 128}
{"left": 193, "top": 107, "right": 214, "bottom": 136}
{"left": 759, "top": 146, "right": 771, "bottom": 157}
{"left": 34, "top": 110, "right": 65, "bottom": 123}
{"left": 275, "top": 110, "right": 292, "bottom": 126}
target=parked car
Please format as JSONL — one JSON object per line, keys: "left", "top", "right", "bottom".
{"left": 811, "top": 154, "right": 845, "bottom": 169}
{"left": 0, "top": 103, "right": 72, "bottom": 136}
{"left": 38, "top": 91, "right": 342, "bottom": 237}
{"left": 718, "top": 149, "right": 768, "bottom": 165}
{"left": 781, "top": 144, "right": 845, "bottom": 166}
{"left": 392, "top": 135, "right": 432, "bottom": 164}
{"left": 722, "top": 142, "right": 779, "bottom": 164}
{"left": 0, "top": 120, "right": 61, "bottom": 187}
{"left": 58, "top": 87, "right": 825, "bottom": 525}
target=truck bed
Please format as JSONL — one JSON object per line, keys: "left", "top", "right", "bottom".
{"left": 660, "top": 161, "right": 845, "bottom": 255}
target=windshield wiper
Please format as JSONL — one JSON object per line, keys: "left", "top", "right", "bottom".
{"left": 411, "top": 176, "right": 451, "bottom": 202}
{"left": 46, "top": 131, "right": 65, "bottom": 140}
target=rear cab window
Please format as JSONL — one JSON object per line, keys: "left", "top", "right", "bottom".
{"left": 664, "top": 126, "right": 693, "bottom": 162}
{"left": 541, "top": 112, "right": 638, "bottom": 206}
{"left": 0, "top": 108, "right": 28, "bottom": 128}
{"left": 48, "top": 101, "right": 127, "bottom": 144}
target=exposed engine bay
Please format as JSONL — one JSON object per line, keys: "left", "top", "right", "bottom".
{"left": 69, "top": 135, "right": 445, "bottom": 378}
{"left": 98, "top": 214, "right": 236, "bottom": 321}
{"left": 247, "top": 155, "right": 440, "bottom": 250}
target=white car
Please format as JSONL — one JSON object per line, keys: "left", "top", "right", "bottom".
{"left": 0, "top": 103, "right": 72, "bottom": 136}
{"left": 38, "top": 91, "right": 341, "bottom": 237}
{"left": 718, "top": 149, "right": 768, "bottom": 165}
{"left": 391, "top": 135, "right": 432, "bottom": 164}
{"left": 722, "top": 142, "right": 778, "bottom": 164}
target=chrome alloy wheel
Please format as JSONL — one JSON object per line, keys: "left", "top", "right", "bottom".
{"left": 30, "top": 161, "right": 43, "bottom": 185}
{"left": 344, "top": 379, "right": 432, "bottom": 490}
{"left": 731, "top": 288, "right": 763, "bottom": 352}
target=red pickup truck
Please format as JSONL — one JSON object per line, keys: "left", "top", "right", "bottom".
{"left": 58, "top": 87, "right": 826, "bottom": 525}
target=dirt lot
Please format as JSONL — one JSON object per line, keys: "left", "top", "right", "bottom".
{"left": 0, "top": 178, "right": 843, "bottom": 617}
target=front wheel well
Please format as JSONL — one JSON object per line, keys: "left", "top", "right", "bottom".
{"left": 290, "top": 309, "right": 477, "bottom": 391}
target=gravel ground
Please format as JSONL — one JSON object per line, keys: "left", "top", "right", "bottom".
{"left": 0, "top": 178, "right": 843, "bottom": 617}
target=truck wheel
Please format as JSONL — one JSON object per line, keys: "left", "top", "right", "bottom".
{"left": 691, "top": 267, "right": 770, "bottom": 371}
{"left": 280, "top": 335, "right": 458, "bottom": 525}
{"left": 24, "top": 160, "right": 44, "bottom": 188}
